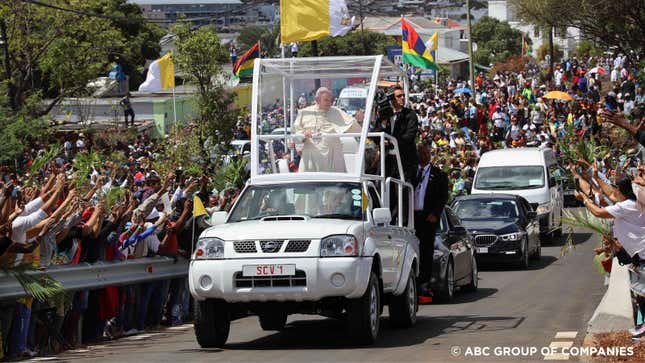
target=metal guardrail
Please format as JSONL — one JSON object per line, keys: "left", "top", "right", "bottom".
{"left": 0, "top": 257, "right": 189, "bottom": 301}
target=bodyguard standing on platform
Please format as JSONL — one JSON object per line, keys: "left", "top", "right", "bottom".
{"left": 414, "top": 143, "right": 449, "bottom": 298}
{"left": 384, "top": 86, "right": 419, "bottom": 184}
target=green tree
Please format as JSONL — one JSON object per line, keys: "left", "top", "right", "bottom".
{"left": 471, "top": 17, "right": 524, "bottom": 67}
{"left": 172, "top": 23, "right": 239, "bottom": 165}
{"left": 0, "top": 0, "right": 162, "bottom": 116}
{"left": 298, "top": 31, "right": 397, "bottom": 56}
{"left": 236, "top": 25, "right": 280, "bottom": 57}
{"left": 510, "top": 0, "right": 644, "bottom": 62}
{"left": 570, "top": 40, "right": 604, "bottom": 60}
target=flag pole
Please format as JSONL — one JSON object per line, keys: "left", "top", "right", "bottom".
{"left": 172, "top": 86, "right": 177, "bottom": 126}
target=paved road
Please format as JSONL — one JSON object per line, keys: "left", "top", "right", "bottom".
{"left": 41, "top": 226, "right": 606, "bottom": 363}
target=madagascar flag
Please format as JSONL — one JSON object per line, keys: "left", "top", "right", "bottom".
{"left": 233, "top": 42, "right": 260, "bottom": 78}
{"left": 401, "top": 18, "right": 438, "bottom": 71}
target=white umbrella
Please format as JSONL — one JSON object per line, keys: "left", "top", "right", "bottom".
{"left": 588, "top": 66, "right": 605, "bottom": 74}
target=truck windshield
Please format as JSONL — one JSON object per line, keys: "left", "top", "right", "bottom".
{"left": 228, "top": 182, "right": 364, "bottom": 222}
{"left": 474, "top": 166, "right": 545, "bottom": 190}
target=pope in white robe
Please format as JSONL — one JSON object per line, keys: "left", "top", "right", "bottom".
{"left": 293, "top": 87, "right": 363, "bottom": 172}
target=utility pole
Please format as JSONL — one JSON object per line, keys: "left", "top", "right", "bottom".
{"left": 465, "top": 0, "right": 475, "bottom": 91}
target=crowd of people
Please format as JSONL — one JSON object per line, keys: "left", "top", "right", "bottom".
{"left": 0, "top": 50, "right": 643, "bottom": 358}
{"left": 0, "top": 132, "right": 244, "bottom": 359}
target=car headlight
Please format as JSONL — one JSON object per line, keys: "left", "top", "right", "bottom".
{"left": 194, "top": 237, "right": 225, "bottom": 259}
{"left": 536, "top": 203, "right": 552, "bottom": 215}
{"left": 500, "top": 232, "right": 525, "bottom": 241}
{"left": 320, "top": 235, "right": 358, "bottom": 257}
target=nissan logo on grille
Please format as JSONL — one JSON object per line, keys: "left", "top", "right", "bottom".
{"left": 261, "top": 240, "right": 283, "bottom": 253}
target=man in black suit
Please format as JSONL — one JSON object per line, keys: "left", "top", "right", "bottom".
{"left": 414, "top": 143, "right": 449, "bottom": 297}
{"left": 382, "top": 86, "right": 419, "bottom": 184}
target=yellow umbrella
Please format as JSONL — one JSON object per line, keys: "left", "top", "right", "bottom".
{"left": 542, "top": 91, "right": 573, "bottom": 101}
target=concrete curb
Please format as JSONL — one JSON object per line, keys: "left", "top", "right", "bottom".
{"left": 587, "top": 257, "right": 633, "bottom": 334}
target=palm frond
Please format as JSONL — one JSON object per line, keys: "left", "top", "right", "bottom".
{"left": 71, "top": 150, "right": 100, "bottom": 189}
{"left": 104, "top": 186, "right": 125, "bottom": 210}
{"left": 4, "top": 264, "right": 65, "bottom": 303}
{"left": 560, "top": 209, "right": 612, "bottom": 257}
{"left": 29, "top": 144, "right": 62, "bottom": 175}
{"left": 562, "top": 208, "right": 612, "bottom": 236}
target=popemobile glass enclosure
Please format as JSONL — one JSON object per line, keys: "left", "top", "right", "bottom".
{"left": 251, "top": 55, "right": 409, "bottom": 180}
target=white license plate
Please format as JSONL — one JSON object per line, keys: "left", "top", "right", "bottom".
{"left": 243, "top": 264, "right": 296, "bottom": 277}
{"left": 477, "top": 247, "right": 488, "bottom": 254}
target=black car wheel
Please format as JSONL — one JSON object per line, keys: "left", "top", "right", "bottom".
{"left": 518, "top": 238, "right": 530, "bottom": 270}
{"left": 531, "top": 237, "right": 541, "bottom": 260}
{"left": 463, "top": 254, "right": 478, "bottom": 292}
{"left": 438, "top": 259, "right": 455, "bottom": 301}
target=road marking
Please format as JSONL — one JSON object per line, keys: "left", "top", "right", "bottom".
{"left": 554, "top": 331, "right": 577, "bottom": 339}
{"left": 544, "top": 333, "right": 577, "bottom": 360}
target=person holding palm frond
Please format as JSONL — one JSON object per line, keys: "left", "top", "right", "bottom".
{"left": 576, "top": 176, "right": 645, "bottom": 337}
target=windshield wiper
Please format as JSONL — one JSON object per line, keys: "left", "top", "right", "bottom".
{"left": 312, "top": 213, "right": 357, "bottom": 220}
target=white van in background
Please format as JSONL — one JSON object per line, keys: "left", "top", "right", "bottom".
{"left": 471, "top": 148, "right": 563, "bottom": 240}
{"left": 335, "top": 86, "right": 367, "bottom": 116}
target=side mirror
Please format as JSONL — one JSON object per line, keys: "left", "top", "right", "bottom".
{"left": 372, "top": 208, "right": 392, "bottom": 225}
{"left": 209, "top": 211, "right": 228, "bottom": 226}
{"left": 527, "top": 211, "right": 537, "bottom": 219}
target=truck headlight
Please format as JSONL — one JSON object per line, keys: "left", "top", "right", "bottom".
{"left": 500, "top": 232, "right": 524, "bottom": 241}
{"left": 320, "top": 235, "right": 358, "bottom": 257}
{"left": 194, "top": 237, "right": 225, "bottom": 259}
{"left": 536, "top": 203, "right": 552, "bottom": 215}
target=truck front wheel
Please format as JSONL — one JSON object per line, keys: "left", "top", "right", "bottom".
{"left": 347, "top": 272, "right": 381, "bottom": 345}
{"left": 194, "top": 299, "right": 230, "bottom": 348}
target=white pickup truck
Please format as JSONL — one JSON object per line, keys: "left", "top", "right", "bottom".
{"left": 189, "top": 56, "right": 420, "bottom": 347}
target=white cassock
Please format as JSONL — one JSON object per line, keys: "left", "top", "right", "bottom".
{"left": 293, "top": 105, "right": 361, "bottom": 172}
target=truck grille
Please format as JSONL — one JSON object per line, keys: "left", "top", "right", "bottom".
{"left": 234, "top": 270, "right": 307, "bottom": 288}
{"left": 233, "top": 241, "right": 257, "bottom": 253}
{"left": 284, "top": 240, "right": 311, "bottom": 252}
{"left": 474, "top": 235, "right": 498, "bottom": 247}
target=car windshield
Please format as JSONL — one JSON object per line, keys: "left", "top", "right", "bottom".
{"left": 228, "top": 182, "right": 364, "bottom": 222}
{"left": 453, "top": 199, "right": 519, "bottom": 220}
{"left": 336, "top": 97, "right": 366, "bottom": 112}
{"left": 474, "top": 166, "right": 545, "bottom": 190}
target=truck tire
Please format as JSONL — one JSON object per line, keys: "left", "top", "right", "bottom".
{"left": 194, "top": 299, "right": 230, "bottom": 348}
{"left": 347, "top": 272, "right": 381, "bottom": 345}
{"left": 258, "top": 312, "right": 288, "bottom": 331}
{"left": 389, "top": 270, "right": 417, "bottom": 328}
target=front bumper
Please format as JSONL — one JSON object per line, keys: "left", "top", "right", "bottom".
{"left": 189, "top": 257, "right": 373, "bottom": 302}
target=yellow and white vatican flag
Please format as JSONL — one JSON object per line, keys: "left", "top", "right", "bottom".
{"left": 280, "top": 0, "right": 355, "bottom": 43}
{"left": 138, "top": 52, "right": 175, "bottom": 92}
